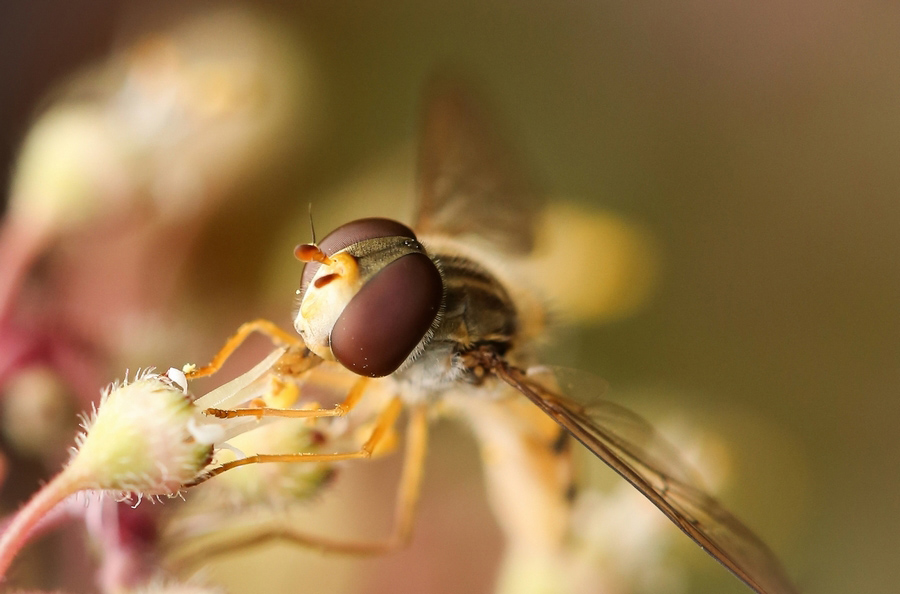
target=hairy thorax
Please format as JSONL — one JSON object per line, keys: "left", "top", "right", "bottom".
{"left": 392, "top": 242, "right": 527, "bottom": 402}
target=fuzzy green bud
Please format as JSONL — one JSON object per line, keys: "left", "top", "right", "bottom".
{"left": 67, "top": 370, "right": 215, "bottom": 496}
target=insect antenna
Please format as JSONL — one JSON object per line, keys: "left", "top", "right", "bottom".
{"left": 294, "top": 205, "right": 334, "bottom": 265}
{"left": 308, "top": 203, "right": 317, "bottom": 245}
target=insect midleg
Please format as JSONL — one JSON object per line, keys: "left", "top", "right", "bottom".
{"left": 186, "top": 319, "right": 303, "bottom": 379}
{"left": 203, "top": 376, "right": 370, "bottom": 420}
{"left": 248, "top": 403, "right": 428, "bottom": 553}
{"left": 167, "top": 404, "right": 429, "bottom": 570}
{"left": 186, "top": 396, "right": 404, "bottom": 487}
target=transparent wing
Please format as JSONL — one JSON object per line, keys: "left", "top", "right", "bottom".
{"left": 490, "top": 361, "right": 799, "bottom": 594}
{"left": 414, "top": 78, "right": 542, "bottom": 254}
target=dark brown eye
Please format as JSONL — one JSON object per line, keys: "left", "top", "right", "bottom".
{"left": 331, "top": 252, "right": 443, "bottom": 377}
{"left": 299, "top": 218, "right": 416, "bottom": 298}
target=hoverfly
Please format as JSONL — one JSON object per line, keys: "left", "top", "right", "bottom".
{"left": 178, "top": 80, "right": 799, "bottom": 594}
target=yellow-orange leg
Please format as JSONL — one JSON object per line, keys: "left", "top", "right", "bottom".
{"left": 186, "top": 319, "right": 303, "bottom": 379}
{"left": 203, "top": 375, "right": 369, "bottom": 420}
{"left": 185, "top": 395, "right": 403, "bottom": 488}
{"left": 168, "top": 403, "right": 429, "bottom": 570}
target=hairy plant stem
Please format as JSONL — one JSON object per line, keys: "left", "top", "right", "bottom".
{"left": 0, "top": 466, "right": 84, "bottom": 578}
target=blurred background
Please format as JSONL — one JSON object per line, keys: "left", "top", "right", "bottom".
{"left": 1, "top": 1, "right": 898, "bottom": 593}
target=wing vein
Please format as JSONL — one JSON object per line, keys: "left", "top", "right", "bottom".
{"left": 480, "top": 354, "right": 799, "bottom": 594}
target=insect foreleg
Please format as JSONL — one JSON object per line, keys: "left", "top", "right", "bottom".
{"left": 186, "top": 319, "right": 304, "bottom": 379}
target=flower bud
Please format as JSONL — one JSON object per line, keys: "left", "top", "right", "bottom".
{"left": 0, "top": 370, "right": 219, "bottom": 578}
{"left": 207, "top": 417, "right": 333, "bottom": 505}
{"left": 67, "top": 370, "right": 215, "bottom": 496}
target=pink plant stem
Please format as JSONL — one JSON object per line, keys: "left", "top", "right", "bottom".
{"left": 0, "top": 467, "right": 81, "bottom": 578}
{"left": 0, "top": 215, "right": 50, "bottom": 324}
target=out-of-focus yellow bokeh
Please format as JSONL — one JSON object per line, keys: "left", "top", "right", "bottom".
{"left": 2, "top": 2, "right": 899, "bottom": 594}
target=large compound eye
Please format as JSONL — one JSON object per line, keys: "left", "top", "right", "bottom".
{"left": 298, "top": 218, "right": 416, "bottom": 298}
{"left": 331, "top": 252, "right": 442, "bottom": 377}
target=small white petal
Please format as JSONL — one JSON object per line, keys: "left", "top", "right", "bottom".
{"left": 167, "top": 367, "right": 188, "bottom": 393}
{"left": 193, "top": 348, "right": 285, "bottom": 409}
{"left": 187, "top": 417, "right": 226, "bottom": 445}
{"left": 215, "top": 442, "right": 247, "bottom": 459}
